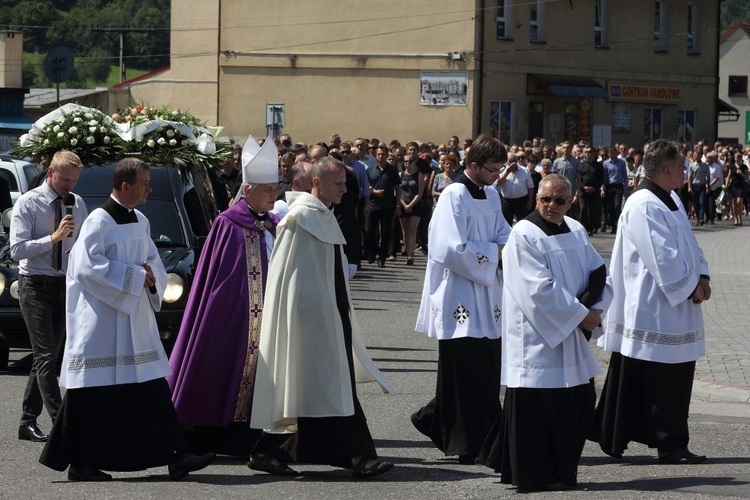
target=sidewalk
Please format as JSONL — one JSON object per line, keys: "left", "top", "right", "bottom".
{"left": 589, "top": 218, "right": 750, "bottom": 403}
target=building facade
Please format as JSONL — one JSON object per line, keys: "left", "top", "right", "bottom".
{"left": 717, "top": 22, "right": 750, "bottom": 146}
{"left": 129, "top": 0, "right": 720, "bottom": 147}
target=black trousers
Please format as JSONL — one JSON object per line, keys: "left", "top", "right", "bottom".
{"left": 706, "top": 188, "right": 721, "bottom": 222}
{"left": 365, "top": 208, "right": 395, "bottom": 263}
{"left": 603, "top": 184, "right": 624, "bottom": 229}
{"left": 579, "top": 191, "right": 602, "bottom": 233}
{"left": 18, "top": 275, "right": 66, "bottom": 426}
{"left": 501, "top": 195, "right": 530, "bottom": 227}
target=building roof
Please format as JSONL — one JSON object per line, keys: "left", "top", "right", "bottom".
{"left": 24, "top": 88, "right": 108, "bottom": 110}
{"left": 720, "top": 21, "right": 750, "bottom": 44}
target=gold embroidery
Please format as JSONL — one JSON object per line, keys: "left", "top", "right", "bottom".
{"left": 233, "top": 228, "right": 265, "bottom": 422}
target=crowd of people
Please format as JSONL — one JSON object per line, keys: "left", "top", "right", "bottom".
{"left": 9, "top": 128, "right": 734, "bottom": 490}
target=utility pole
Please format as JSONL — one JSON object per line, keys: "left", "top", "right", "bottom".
{"left": 90, "top": 26, "right": 159, "bottom": 83}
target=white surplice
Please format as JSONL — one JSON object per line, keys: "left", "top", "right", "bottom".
{"left": 415, "top": 183, "right": 511, "bottom": 340}
{"left": 502, "top": 217, "right": 612, "bottom": 388}
{"left": 60, "top": 207, "right": 170, "bottom": 389}
{"left": 598, "top": 188, "right": 708, "bottom": 364}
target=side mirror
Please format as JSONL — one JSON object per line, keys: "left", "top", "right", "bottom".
{"left": 1, "top": 208, "right": 11, "bottom": 232}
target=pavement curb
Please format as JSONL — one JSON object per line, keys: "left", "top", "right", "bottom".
{"left": 693, "top": 379, "right": 750, "bottom": 403}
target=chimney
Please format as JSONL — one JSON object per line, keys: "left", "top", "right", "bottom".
{"left": 0, "top": 31, "right": 24, "bottom": 88}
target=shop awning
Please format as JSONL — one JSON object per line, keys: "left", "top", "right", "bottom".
{"left": 718, "top": 98, "right": 740, "bottom": 122}
{"left": 529, "top": 73, "right": 607, "bottom": 98}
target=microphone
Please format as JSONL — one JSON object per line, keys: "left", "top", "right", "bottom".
{"left": 63, "top": 194, "right": 75, "bottom": 237}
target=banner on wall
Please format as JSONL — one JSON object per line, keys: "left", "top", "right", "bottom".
{"left": 420, "top": 71, "right": 468, "bottom": 106}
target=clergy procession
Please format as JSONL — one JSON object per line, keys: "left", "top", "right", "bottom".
{"left": 8, "top": 106, "right": 730, "bottom": 494}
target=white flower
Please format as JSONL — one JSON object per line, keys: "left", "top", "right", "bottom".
{"left": 70, "top": 138, "right": 78, "bottom": 146}
{"left": 53, "top": 125, "right": 60, "bottom": 133}
{"left": 147, "top": 139, "right": 155, "bottom": 147}
{"left": 57, "top": 132, "right": 64, "bottom": 138}
{"left": 56, "top": 117, "right": 65, "bottom": 123}
{"left": 166, "top": 129, "right": 175, "bottom": 138}
{"left": 85, "top": 136, "right": 95, "bottom": 145}
{"left": 88, "top": 119, "right": 98, "bottom": 126}
{"left": 157, "top": 137, "right": 166, "bottom": 146}
{"left": 185, "top": 138, "right": 194, "bottom": 146}
{"left": 169, "top": 139, "right": 177, "bottom": 146}
{"left": 89, "top": 127, "right": 97, "bottom": 133}
{"left": 68, "top": 126, "right": 78, "bottom": 134}
{"left": 172, "top": 110, "right": 178, "bottom": 116}
{"left": 100, "top": 127, "right": 107, "bottom": 133}
{"left": 84, "top": 112, "right": 93, "bottom": 119}
{"left": 43, "top": 139, "right": 50, "bottom": 145}
{"left": 73, "top": 117, "right": 81, "bottom": 123}
{"left": 103, "top": 136, "right": 110, "bottom": 144}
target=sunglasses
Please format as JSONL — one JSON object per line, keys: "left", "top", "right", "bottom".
{"left": 539, "top": 196, "right": 570, "bottom": 206}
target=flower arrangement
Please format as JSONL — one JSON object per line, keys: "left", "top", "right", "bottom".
{"left": 14, "top": 103, "right": 232, "bottom": 174}
{"left": 14, "top": 105, "right": 125, "bottom": 165}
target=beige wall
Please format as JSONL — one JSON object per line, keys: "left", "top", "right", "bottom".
{"left": 0, "top": 31, "right": 23, "bottom": 88}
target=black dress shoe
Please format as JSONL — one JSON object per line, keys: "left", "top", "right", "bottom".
{"left": 457, "top": 455, "right": 477, "bottom": 465}
{"left": 658, "top": 447, "right": 707, "bottom": 464}
{"left": 517, "top": 481, "right": 568, "bottom": 493}
{"left": 18, "top": 423, "right": 48, "bottom": 442}
{"left": 168, "top": 452, "right": 215, "bottom": 480}
{"left": 68, "top": 464, "right": 112, "bottom": 482}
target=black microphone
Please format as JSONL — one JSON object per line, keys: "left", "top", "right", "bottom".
{"left": 63, "top": 193, "right": 75, "bottom": 237}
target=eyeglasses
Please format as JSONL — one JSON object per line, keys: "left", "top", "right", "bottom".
{"left": 538, "top": 196, "right": 570, "bottom": 206}
{"left": 479, "top": 164, "right": 502, "bottom": 174}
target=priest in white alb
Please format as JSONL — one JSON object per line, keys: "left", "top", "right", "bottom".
{"left": 590, "top": 139, "right": 710, "bottom": 465}
{"left": 40, "top": 158, "right": 214, "bottom": 482}
{"left": 412, "top": 135, "right": 510, "bottom": 464}
{"left": 482, "top": 174, "right": 612, "bottom": 492}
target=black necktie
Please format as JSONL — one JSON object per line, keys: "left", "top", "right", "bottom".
{"left": 52, "top": 196, "right": 62, "bottom": 270}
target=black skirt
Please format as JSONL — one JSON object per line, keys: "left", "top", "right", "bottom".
{"left": 40, "top": 378, "right": 187, "bottom": 472}
{"left": 411, "top": 337, "right": 502, "bottom": 459}
{"left": 493, "top": 382, "right": 595, "bottom": 488}
{"left": 589, "top": 352, "right": 695, "bottom": 455}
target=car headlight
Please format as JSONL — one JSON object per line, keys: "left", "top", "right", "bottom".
{"left": 163, "top": 273, "right": 185, "bottom": 303}
{"left": 0, "top": 273, "right": 5, "bottom": 296}
{"left": 9, "top": 279, "right": 19, "bottom": 300}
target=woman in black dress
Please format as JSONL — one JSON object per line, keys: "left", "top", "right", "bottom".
{"left": 399, "top": 154, "right": 427, "bottom": 265}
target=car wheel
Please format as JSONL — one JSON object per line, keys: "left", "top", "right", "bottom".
{"left": 0, "top": 342, "right": 9, "bottom": 370}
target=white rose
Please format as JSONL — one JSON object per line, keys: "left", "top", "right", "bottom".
{"left": 88, "top": 119, "right": 98, "bottom": 126}
{"left": 103, "top": 136, "right": 110, "bottom": 144}
{"left": 53, "top": 125, "right": 60, "bottom": 133}
{"left": 70, "top": 138, "right": 78, "bottom": 146}
{"left": 166, "top": 129, "right": 175, "bottom": 138}
{"left": 185, "top": 138, "right": 194, "bottom": 146}
{"left": 43, "top": 139, "right": 50, "bottom": 145}
{"left": 169, "top": 139, "right": 177, "bottom": 146}
{"left": 84, "top": 112, "right": 93, "bottom": 119}
{"left": 100, "top": 127, "right": 107, "bottom": 133}
{"left": 57, "top": 132, "right": 64, "bottom": 138}
{"left": 85, "top": 136, "right": 95, "bottom": 144}
{"left": 68, "top": 126, "right": 78, "bottom": 134}
{"left": 172, "top": 110, "right": 178, "bottom": 116}
{"left": 89, "top": 127, "right": 97, "bottom": 133}
{"left": 147, "top": 139, "right": 155, "bottom": 147}
{"left": 73, "top": 117, "right": 81, "bottom": 123}
{"left": 157, "top": 137, "right": 166, "bottom": 145}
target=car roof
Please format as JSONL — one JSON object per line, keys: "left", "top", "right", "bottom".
{"left": 73, "top": 164, "right": 185, "bottom": 201}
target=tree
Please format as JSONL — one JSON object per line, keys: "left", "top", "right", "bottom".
{"left": 10, "top": 1, "right": 58, "bottom": 53}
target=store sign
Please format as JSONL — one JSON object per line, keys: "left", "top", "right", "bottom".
{"left": 608, "top": 83, "right": 681, "bottom": 103}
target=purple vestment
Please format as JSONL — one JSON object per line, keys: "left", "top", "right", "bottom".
{"left": 168, "top": 201, "right": 278, "bottom": 427}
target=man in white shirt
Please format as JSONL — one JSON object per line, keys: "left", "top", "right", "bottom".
{"left": 10, "top": 151, "right": 88, "bottom": 443}
{"left": 494, "top": 152, "right": 534, "bottom": 226}
{"left": 591, "top": 139, "right": 710, "bottom": 465}
{"left": 706, "top": 152, "right": 724, "bottom": 224}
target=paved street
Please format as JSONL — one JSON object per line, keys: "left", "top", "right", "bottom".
{"left": 0, "top": 218, "right": 748, "bottom": 499}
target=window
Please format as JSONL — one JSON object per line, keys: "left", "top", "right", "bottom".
{"left": 595, "top": 0, "right": 609, "bottom": 48}
{"left": 490, "top": 100, "right": 514, "bottom": 144}
{"left": 728, "top": 76, "right": 748, "bottom": 97}
{"left": 529, "top": 0, "right": 545, "bottom": 42}
{"left": 687, "top": 3, "right": 699, "bottom": 53}
{"left": 644, "top": 108, "right": 663, "bottom": 142}
{"left": 653, "top": 1, "right": 668, "bottom": 52}
{"left": 496, "top": 0, "right": 513, "bottom": 40}
{"left": 677, "top": 110, "right": 696, "bottom": 145}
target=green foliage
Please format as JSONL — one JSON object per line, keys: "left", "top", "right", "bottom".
{"left": 11, "top": 1, "right": 58, "bottom": 53}
{"left": 722, "top": 0, "right": 750, "bottom": 31}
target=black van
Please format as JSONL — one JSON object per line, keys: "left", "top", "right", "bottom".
{"left": 0, "top": 162, "right": 219, "bottom": 369}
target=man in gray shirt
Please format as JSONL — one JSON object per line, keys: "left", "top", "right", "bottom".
{"left": 10, "top": 150, "right": 88, "bottom": 442}
{"left": 687, "top": 151, "right": 710, "bottom": 226}
{"left": 551, "top": 143, "right": 581, "bottom": 218}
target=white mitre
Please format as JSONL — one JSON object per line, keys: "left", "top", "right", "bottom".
{"left": 241, "top": 135, "right": 278, "bottom": 184}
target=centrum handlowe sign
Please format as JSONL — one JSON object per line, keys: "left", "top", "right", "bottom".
{"left": 607, "top": 83, "right": 681, "bottom": 103}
